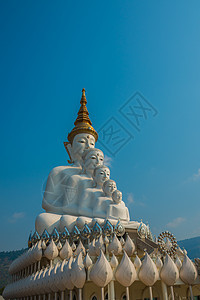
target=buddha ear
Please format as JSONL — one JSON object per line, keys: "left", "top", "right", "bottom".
{"left": 63, "top": 142, "right": 74, "bottom": 164}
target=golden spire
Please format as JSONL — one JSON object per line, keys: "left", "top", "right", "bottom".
{"left": 74, "top": 88, "right": 92, "bottom": 126}
{"left": 67, "top": 88, "right": 98, "bottom": 144}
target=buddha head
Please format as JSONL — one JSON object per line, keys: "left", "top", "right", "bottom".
{"left": 64, "top": 89, "right": 98, "bottom": 166}
{"left": 93, "top": 165, "right": 110, "bottom": 188}
{"left": 65, "top": 133, "right": 95, "bottom": 165}
{"left": 103, "top": 179, "right": 117, "bottom": 198}
{"left": 112, "top": 190, "right": 122, "bottom": 204}
{"left": 82, "top": 148, "right": 104, "bottom": 177}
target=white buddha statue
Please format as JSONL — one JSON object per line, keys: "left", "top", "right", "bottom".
{"left": 101, "top": 180, "right": 130, "bottom": 221}
{"left": 62, "top": 148, "right": 104, "bottom": 215}
{"left": 42, "top": 88, "right": 98, "bottom": 214}
{"left": 82, "top": 148, "right": 104, "bottom": 178}
{"left": 93, "top": 165, "right": 111, "bottom": 189}
{"left": 108, "top": 188, "right": 130, "bottom": 221}
{"left": 35, "top": 88, "right": 130, "bottom": 235}
{"left": 79, "top": 165, "right": 110, "bottom": 218}
{"left": 42, "top": 133, "right": 96, "bottom": 214}
{"left": 103, "top": 179, "right": 117, "bottom": 197}
{"left": 112, "top": 190, "right": 122, "bottom": 204}
{"left": 36, "top": 89, "right": 99, "bottom": 233}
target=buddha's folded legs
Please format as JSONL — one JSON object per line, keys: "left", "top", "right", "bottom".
{"left": 35, "top": 213, "right": 62, "bottom": 235}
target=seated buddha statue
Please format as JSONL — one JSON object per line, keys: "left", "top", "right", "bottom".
{"left": 108, "top": 189, "right": 130, "bottom": 221}
{"left": 102, "top": 180, "right": 130, "bottom": 221}
{"left": 103, "top": 179, "right": 117, "bottom": 197}
{"left": 35, "top": 88, "right": 130, "bottom": 235}
{"left": 42, "top": 88, "right": 98, "bottom": 214}
{"left": 35, "top": 89, "right": 99, "bottom": 233}
{"left": 78, "top": 165, "right": 110, "bottom": 218}
{"left": 62, "top": 148, "right": 104, "bottom": 215}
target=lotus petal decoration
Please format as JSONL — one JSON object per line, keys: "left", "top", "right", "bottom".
{"left": 57, "top": 241, "right": 62, "bottom": 251}
{"left": 175, "top": 256, "right": 182, "bottom": 270}
{"left": 42, "top": 240, "right": 47, "bottom": 250}
{"left": 110, "top": 253, "right": 119, "bottom": 268}
{"left": 84, "top": 252, "right": 93, "bottom": 268}
{"left": 71, "top": 242, "right": 76, "bottom": 251}
{"left": 55, "top": 260, "right": 68, "bottom": 291}
{"left": 33, "top": 240, "right": 43, "bottom": 261}
{"left": 108, "top": 234, "right": 122, "bottom": 255}
{"left": 34, "top": 269, "right": 44, "bottom": 294}
{"left": 180, "top": 254, "right": 197, "bottom": 285}
{"left": 134, "top": 255, "right": 142, "bottom": 270}
{"left": 71, "top": 252, "right": 86, "bottom": 288}
{"left": 139, "top": 252, "right": 159, "bottom": 286}
{"left": 95, "top": 235, "right": 105, "bottom": 255}
{"left": 42, "top": 266, "right": 53, "bottom": 293}
{"left": 123, "top": 234, "right": 135, "bottom": 256}
{"left": 90, "top": 249, "right": 113, "bottom": 287}
{"left": 115, "top": 251, "right": 137, "bottom": 286}
{"left": 88, "top": 239, "right": 97, "bottom": 256}
{"left": 38, "top": 267, "right": 48, "bottom": 294}
{"left": 49, "top": 263, "right": 60, "bottom": 293}
{"left": 155, "top": 256, "right": 163, "bottom": 271}
{"left": 62, "top": 257, "right": 74, "bottom": 290}
{"left": 44, "top": 239, "right": 59, "bottom": 260}
{"left": 60, "top": 239, "right": 73, "bottom": 260}
{"left": 160, "top": 254, "right": 179, "bottom": 286}
{"left": 74, "top": 240, "right": 86, "bottom": 256}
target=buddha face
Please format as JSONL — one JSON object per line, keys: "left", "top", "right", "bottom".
{"left": 67, "top": 133, "right": 95, "bottom": 165}
{"left": 94, "top": 166, "right": 110, "bottom": 187}
{"left": 72, "top": 133, "right": 95, "bottom": 155}
{"left": 83, "top": 149, "right": 104, "bottom": 173}
{"left": 103, "top": 180, "right": 117, "bottom": 197}
{"left": 112, "top": 190, "right": 122, "bottom": 204}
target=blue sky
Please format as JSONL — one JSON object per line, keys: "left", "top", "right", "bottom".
{"left": 0, "top": 1, "right": 200, "bottom": 251}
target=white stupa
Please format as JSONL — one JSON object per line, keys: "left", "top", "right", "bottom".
{"left": 3, "top": 89, "right": 200, "bottom": 300}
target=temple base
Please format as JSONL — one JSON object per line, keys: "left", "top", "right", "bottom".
{"left": 35, "top": 212, "right": 140, "bottom": 235}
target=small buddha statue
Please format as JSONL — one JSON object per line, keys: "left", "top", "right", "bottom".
{"left": 102, "top": 179, "right": 117, "bottom": 197}
{"left": 82, "top": 148, "right": 104, "bottom": 177}
{"left": 93, "top": 165, "right": 110, "bottom": 189}
{"left": 112, "top": 190, "right": 122, "bottom": 204}
{"left": 80, "top": 165, "right": 110, "bottom": 218}
{"left": 108, "top": 189, "right": 130, "bottom": 221}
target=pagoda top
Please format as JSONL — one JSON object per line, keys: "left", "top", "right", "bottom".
{"left": 67, "top": 88, "right": 98, "bottom": 144}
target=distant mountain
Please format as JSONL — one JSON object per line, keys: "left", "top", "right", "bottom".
{"left": 0, "top": 249, "right": 26, "bottom": 290}
{"left": 178, "top": 236, "right": 200, "bottom": 260}
{"left": 0, "top": 236, "right": 200, "bottom": 292}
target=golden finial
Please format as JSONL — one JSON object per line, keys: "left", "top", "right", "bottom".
{"left": 66, "top": 88, "right": 98, "bottom": 144}
{"left": 74, "top": 88, "right": 92, "bottom": 126}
